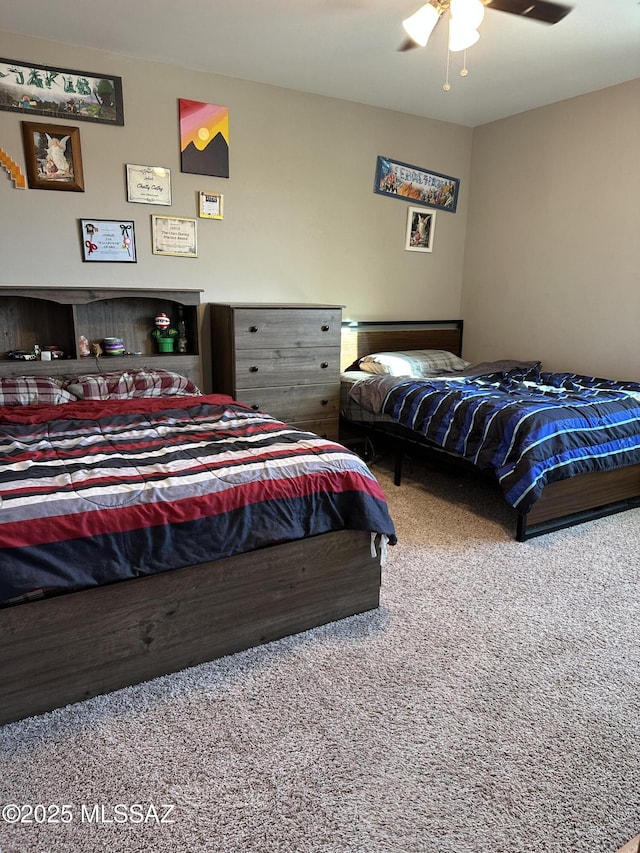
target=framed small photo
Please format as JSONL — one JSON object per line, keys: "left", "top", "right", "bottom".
{"left": 21, "top": 121, "right": 84, "bottom": 191}
{"left": 405, "top": 207, "right": 436, "bottom": 253}
{"left": 80, "top": 219, "right": 136, "bottom": 262}
{"left": 198, "top": 191, "right": 223, "bottom": 219}
{"left": 151, "top": 215, "right": 197, "bottom": 258}
{"left": 126, "top": 164, "right": 171, "bottom": 205}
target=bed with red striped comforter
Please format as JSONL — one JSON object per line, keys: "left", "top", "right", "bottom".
{"left": 0, "top": 394, "right": 396, "bottom": 604}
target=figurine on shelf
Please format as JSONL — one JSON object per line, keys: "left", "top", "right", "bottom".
{"left": 176, "top": 306, "right": 188, "bottom": 354}
{"left": 151, "top": 312, "right": 178, "bottom": 353}
{"left": 78, "top": 335, "right": 90, "bottom": 357}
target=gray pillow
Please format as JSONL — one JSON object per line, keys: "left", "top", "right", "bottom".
{"left": 358, "top": 349, "right": 470, "bottom": 377}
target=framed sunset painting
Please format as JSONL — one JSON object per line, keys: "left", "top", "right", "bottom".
{"left": 179, "top": 99, "right": 229, "bottom": 178}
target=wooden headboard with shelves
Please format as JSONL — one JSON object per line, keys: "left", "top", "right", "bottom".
{"left": 0, "top": 286, "right": 204, "bottom": 389}
{"left": 340, "top": 319, "right": 464, "bottom": 371}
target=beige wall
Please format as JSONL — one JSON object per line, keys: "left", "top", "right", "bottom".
{"left": 462, "top": 79, "right": 640, "bottom": 380}
{"left": 0, "top": 31, "right": 471, "bottom": 322}
{"left": 3, "top": 32, "right": 639, "bottom": 381}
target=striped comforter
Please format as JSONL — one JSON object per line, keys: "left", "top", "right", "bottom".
{"left": 351, "top": 367, "right": 640, "bottom": 514}
{"left": 0, "top": 395, "right": 396, "bottom": 604}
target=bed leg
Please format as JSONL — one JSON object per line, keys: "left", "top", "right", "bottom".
{"left": 516, "top": 513, "right": 527, "bottom": 541}
{"left": 394, "top": 442, "right": 403, "bottom": 486}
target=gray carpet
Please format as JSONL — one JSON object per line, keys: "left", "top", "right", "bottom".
{"left": 1, "top": 457, "right": 639, "bottom": 853}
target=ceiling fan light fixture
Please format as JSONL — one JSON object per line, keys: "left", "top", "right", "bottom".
{"left": 402, "top": 3, "right": 441, "bottom": 47}
{"left": 448, "top": 19, "right": 480, "bottom": 51}
{"left": 450, "top": 0, "right": 485, "bottom": 29}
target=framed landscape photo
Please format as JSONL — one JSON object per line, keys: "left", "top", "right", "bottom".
{"left": 151, "top": 215, "right": 197, "bottom": 258}
{"left": 80, "top": 219, "right": 136, "bottom": 262}
{"left": 126, "top": 164, "right": 171, "bottom": 205}
{"left": 0, "top": 57, "right": 124, "bottom": 125}
{"left": 405, "top": 207, "right": 436, "bottom": 253}
{"left": 374, "top": 155, "right": 459, "bottom": 213}
{"left": 21, "top": 121, "right": 84, "bottom": 191}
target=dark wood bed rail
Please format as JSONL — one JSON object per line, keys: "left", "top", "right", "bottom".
{"left": 367, "top": 423, "right": 640, "bottom": 541}
{"left": 516, "top": 463, "right": 640, "bottom": 540}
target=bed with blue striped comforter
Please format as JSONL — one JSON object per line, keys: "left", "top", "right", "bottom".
{"left": 0, "top": 394, "right": 396, "bottom": 604}
{"left": 352, "top": 366, "right": 640, "bottom": 514}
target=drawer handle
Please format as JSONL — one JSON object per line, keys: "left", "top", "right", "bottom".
{"left": 251, "top": 404, "right": 260, "bottom": 410}
{"left": 321, "top": 399, "right": 329, "bottom": 406}
{"left": 249, "top": 365, "right": 259, "bottom": 372}
{"left": 249, "top": 325, "right": 259, "bottom": 333}
{"left": 320, "top": 362, "right": 329, "bottom": 369}
{"left": 321, "top": 324, "right": 330, "bottom": 332}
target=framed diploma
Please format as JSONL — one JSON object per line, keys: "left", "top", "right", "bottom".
{"left": 151, "top": 215, "right": 197, "bottom": 258}
{"left": 126, "top": 164, "right": 171, "bottom": 205}
{"left": 198, "top": 191, "right": 224, "bottom": 219}
{"left": 80, "top": 219, "right": 136, "bottom": 262}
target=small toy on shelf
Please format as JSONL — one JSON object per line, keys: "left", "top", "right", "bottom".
{"left": 103, "top": 337, "right": 126, "bottom": 356}
{"left": 151, "top": 312, "right": 178, "bottom": 353}
{"left": 176, "top": 306, "right": 188, "bottom": 353}
{"left": 7, "top": 350, "right": 37, "bottom": 361}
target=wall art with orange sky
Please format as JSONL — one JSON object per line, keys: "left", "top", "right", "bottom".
{"left": 179, "top": 99, "right": 229, "bottom": 178}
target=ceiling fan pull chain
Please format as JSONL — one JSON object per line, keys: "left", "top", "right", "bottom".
{"left": 443, "top": 47, "right": 452, "bottom": 91}
{"left": 460, "top": 48, "right": 469, "bottom": 77}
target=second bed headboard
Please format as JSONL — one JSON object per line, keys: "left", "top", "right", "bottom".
{"left": 340, "top": 319, "right": 464, "bottom": 371}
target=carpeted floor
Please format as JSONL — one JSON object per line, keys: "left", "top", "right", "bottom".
{"left": 1, "top": 456, "right": 639, "bottom": 853}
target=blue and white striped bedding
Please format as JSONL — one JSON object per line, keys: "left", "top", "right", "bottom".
{"left": 348, "top": 366, "right": 640, "bottom": 513}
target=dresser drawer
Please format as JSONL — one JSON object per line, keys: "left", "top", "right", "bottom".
{"left": 236, "top": 383, "right": 339, "bottom": 423}
{"left": 289, "top": 418, "right": 340, "bottom": 441}
{"left": 234, "top": 347, "right": 339, "bottom": 389}
{"left": 233, "top": 308, "right": 341, "bottom": 349}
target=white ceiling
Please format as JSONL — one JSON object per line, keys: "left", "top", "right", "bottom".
{"left": 3, "top": 0, "right": 639, "bottom": 126}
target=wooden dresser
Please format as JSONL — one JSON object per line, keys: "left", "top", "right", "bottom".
{"left": 210, "top": 303, "right": 342, "bottom": 439}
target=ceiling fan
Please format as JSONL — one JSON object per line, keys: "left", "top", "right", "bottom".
{"left": 399, "top": 0, "right": 574, "bottom": 52}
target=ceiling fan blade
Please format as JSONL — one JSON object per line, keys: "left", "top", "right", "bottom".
{"left": 485, "top": 0, "right": 573, "bottom": 24}
{"left": 397, "top": 36, "right": 423, "bottom": 51}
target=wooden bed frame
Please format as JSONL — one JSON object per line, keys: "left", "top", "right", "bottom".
{"left": 341, "top": 320, "right": 640, "bottom": 541}
{"left": 1, "top": 529, "right": 381, "bottom": 726}
{"left": 0, "top": 290, "right": 384, "bottom": 726}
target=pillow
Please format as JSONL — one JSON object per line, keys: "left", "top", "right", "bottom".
{"left": 357, "top": 349, "right": 471, "bottom": 377}
{"left": 0, "top": 376, "right": 76, "bottom": 406}
{"left": 65, "top": 368, "right": 202, "bottom": 400}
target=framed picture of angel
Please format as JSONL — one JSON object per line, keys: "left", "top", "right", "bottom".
{"left": 405, "top": 206, "right": 436, "bottom": 253}
{"left": 21, "top": 121, "right": 85, "bottom": 191}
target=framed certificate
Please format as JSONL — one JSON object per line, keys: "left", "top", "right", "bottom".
{"left": 151, "top": 215, "right": 197, "bottom": 258}
{"left": 126, "top": 164, "right": 171, "bottom": 205}
{"left": 198, "top": 191, "right": 224, "bottom": 219}
{"left": 80, "top": 219, "right": 136, "bottom": 262}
